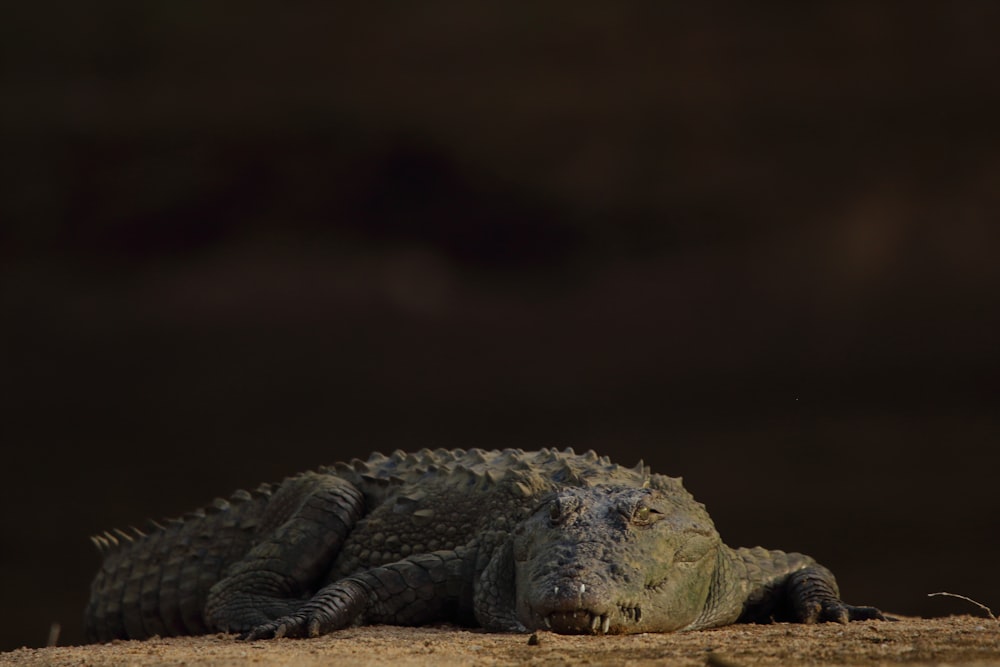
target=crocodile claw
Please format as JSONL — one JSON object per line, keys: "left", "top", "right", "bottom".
{"left": 787, "top": 567, "right": 887, "bottom": 625}
{"left": 240, "top": 579, "right": 369, "bottom": 640}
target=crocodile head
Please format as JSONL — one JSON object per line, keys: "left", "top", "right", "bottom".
{"left": 511, "top": 483, "right": 720, "bottom": 634}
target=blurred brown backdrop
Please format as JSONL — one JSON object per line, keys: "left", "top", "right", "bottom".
{"left": 2, "top": 2, "right": 999, "bottom": 650}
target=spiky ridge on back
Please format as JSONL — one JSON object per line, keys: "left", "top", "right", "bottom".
{"left": 90, "top": 448, "right": 652, "bottom": 555}
{"left": 89, "top": 484, "right": 276, "bottom": 556}
{"left": 87, "top": 448, "right": 661, "bottom": 589}
{"left": 318, "top": 447, "right": 653, "bottom": 501}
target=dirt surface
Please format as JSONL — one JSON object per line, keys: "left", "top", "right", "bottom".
{"left": 2, "top": 616, "right": 997, "bottom": 667}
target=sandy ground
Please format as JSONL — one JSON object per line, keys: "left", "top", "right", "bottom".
{"left": 2, "top": 616, "right": 997, "bottom": 667}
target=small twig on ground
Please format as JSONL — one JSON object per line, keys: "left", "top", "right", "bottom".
{"left": 47, "top": 622, "right": 61, "bottom": 647}
{"left": 928, "top": 592, "right": 998, "bottom": 621}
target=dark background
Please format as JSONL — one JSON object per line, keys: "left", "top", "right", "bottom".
{"left": 2, "top": 2, "right": 999, "bottom": 651}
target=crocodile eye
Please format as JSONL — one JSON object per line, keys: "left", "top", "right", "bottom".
{"left": 549, "top": 502, "right": 561, "bottom": 524}
{"left": 632, "top": 505, "right": 661, "bottom": 526}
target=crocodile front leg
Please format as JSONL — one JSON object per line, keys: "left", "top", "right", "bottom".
{"left": 243, "top": 547, "right": 479, "bottom": 639}
{"left": 204, "top": 472, "right": 366, "bottom": 634}
{"left": 731, "top": 546, "right": 884, "bottom": 625}
{"left": 473, "top": 540, "right": 527, "bottom": 632}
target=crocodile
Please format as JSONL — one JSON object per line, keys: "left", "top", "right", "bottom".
{"left": 85, "top": 448, "right": 883, "bottom": 642}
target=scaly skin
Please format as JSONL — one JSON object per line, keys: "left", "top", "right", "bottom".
{"left": 84, "top": 448, "right": 883, "bottom": 642}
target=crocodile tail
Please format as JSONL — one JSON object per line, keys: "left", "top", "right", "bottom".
{"left": 84, "top": 486, "right": 271, "bottom": 642}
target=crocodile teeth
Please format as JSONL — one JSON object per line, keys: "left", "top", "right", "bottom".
{"left": 546, "top": 610, "right": 612, "bottom": 634}
{"left": 589, "top": 613, "right": 611, "bottom": 634}
{"left": 620, "top": 605, "right": 642, "bottom": 624}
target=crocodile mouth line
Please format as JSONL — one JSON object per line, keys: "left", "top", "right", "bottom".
{"left": 544, "top": 610, "right": 612, "bottom": 634}
{"left": 542, "top": 605, "right": 642, "bottom": 634}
